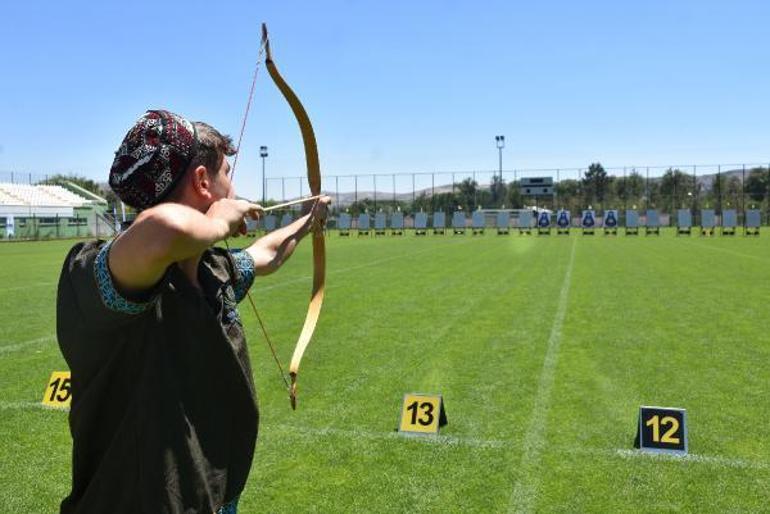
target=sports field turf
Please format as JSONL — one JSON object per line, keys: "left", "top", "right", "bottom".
{"left": 1, "top": 231, "right": 768, "bottom": 512}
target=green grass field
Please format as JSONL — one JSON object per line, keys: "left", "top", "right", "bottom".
{"left": 1, "top": 231, "right": 768, "bottom": 512}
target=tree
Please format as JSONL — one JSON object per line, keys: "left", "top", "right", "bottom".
{"left": 582, "top": 162, "right": 609, "bottom": 208}
{"left": 489, "top": 174, "right": 506, "bottom": 207}
{"left": 455, "top": 178, "right": 478, "bottom": 211}
{"left": 724, "top": 176, "right": 742, "bottom": 209}
{"left": 555, "top": 179, "right": 580, "bottom": 212}
{"left": 660, "top": 168, "right": 695, "bottom": 211}
{"left": 708, "top": 172, "right": 726, "bottom": 210}
{"left": 745, "top": 168, "right": 768, "bottom": 203}
{"left": 505, "top": 182, "right": 523, "bottom": 209}
{"left": 615, "top": 171, "right": 645, "bottom": 208}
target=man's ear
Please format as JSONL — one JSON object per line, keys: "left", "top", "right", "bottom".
{"left": 191, "top": 165, "right": 212, "bottom": 199}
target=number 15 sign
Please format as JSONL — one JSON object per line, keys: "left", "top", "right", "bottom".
{"left": 42, "top": 371, "right": 72, "bottom": 409}
{"left": 398, "top": 393, "right": 448, "bottom": 435}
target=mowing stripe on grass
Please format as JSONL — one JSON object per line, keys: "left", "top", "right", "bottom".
{"left": 256, "top": 237, "right": 473, "bottom": 292}
{"left": 315, "top": 237, "right": 505, "bottom": 430}
{"left": 268, "top": 423, "right": 512, "bottom": 449}
{"left": 679, "top": 239, "right": 768, "bottom": 262}
{"left": 508, "top": 237, "right": 577, "bottom": 514}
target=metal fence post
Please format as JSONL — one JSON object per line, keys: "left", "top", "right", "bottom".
{"left": 392, "top": 173, "right": 396, "bottom": 210}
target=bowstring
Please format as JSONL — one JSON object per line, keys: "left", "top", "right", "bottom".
{"left": 224, "top": 34, "right": 291, "bottom": 393}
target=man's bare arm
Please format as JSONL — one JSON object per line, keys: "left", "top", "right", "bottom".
{"left": 109, "top": 200, "right": 261, "bottom": 294}
{"left": 246, "top": 197, "right": 330, "bottom": 276}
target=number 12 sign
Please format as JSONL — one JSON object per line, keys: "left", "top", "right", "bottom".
{"left": 398, "top": 393, "right": 448, "bottom": 435}
{"left": 636, "top": 406, "right": 687, "bottom": 454}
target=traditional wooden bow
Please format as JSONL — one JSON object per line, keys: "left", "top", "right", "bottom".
{"left": 262, "top": 23, "right": 326, "bottom": 410}
{"left": 231, "top": 23, "right": 325, "bottom": 410}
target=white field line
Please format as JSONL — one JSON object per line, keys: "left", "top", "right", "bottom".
{"left": 1, "top": 401, "right": 767, "bottom": 471}
{"left": 0, "top": 400, "right": 67, "bottom": 412}
{"left": 564, "top": 446, "right": 770, "bottom": 471}
{"left": 508, "top": 238, "right": 577, "bottom": 514}
{"left": 0, "top": 281, "right": 57, "bottom": 292}
{"left": 0, "top": 335, "right": 56, "bottom": 355}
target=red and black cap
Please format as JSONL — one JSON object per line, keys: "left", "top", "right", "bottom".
{"left": 109, "top": 110, "right": 198, "bottom": 210}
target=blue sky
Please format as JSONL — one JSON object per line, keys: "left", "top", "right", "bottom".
{"left": 0, "top": 0, "right": 768, "bottom": 200}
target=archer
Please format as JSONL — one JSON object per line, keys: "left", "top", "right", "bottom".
{"left": 56, "top": 109, "right": 330, "bottom": 513}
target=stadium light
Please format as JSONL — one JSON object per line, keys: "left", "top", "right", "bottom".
{"left": 495, "top": 135, "right": 505, "bottom": 186}
{"left": 260, "top": 146, "right": 268, "bottom": 204}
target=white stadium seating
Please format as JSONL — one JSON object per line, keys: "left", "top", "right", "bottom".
{"left": 0, "top": 183, "right": 91, "bottom": 207}
{"left": 0, "top": 183, "right": 95, "bottom": 218}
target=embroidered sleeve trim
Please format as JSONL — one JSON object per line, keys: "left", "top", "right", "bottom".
{"left": 93, "top": 239, "right": 156, "bottom": 314}
{"left": 230, "top": 249, "right": 256, "bottom": 304}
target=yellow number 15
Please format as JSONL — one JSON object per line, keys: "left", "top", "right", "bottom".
{"left": 645, "top": 415, "right": 680, "bottom": 444}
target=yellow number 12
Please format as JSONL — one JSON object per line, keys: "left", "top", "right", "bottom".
{"left": 645, "top": 415, "right": 680, "bottom": 444}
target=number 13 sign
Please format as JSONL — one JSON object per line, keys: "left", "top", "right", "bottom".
{"left": 398, "top": 393, "right": 448, "bottom": 435}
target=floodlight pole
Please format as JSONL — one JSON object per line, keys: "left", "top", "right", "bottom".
{"left": 260, "top": 146, "right": 268, "bottom": 204}
{"left": 495, "top": 135, "right": 505, "bottom": 184}
{"left": 495, "top": 135, "right": 505, "bottom": 207}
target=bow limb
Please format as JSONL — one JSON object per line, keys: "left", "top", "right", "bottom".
{"left": 262, "top": 23, "right": 325, "bottom": 410}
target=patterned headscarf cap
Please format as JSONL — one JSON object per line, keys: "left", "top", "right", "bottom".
{"left": 109, "top": 110, "right": 198, "bottom": 210}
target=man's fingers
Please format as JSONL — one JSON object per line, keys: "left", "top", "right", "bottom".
{"left": 245, "top": 202, "right": 264, "bottom": 220}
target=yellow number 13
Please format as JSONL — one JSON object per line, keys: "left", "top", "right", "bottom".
{"left": 645, "top": 415, "right": 680, "bottom": 444}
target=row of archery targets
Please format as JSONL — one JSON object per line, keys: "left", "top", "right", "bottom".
{"left": 249, "top": 208, "right": 762, "bottom": 236}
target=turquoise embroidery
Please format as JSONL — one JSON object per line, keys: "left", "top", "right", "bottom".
{"left": 217, "top": 496, "right": 239, "bottom": 513}
{"left": 93, "top": 240, "right": 154, "bottom": 314}
{"left": 230, "top": 249, "right": 255, "bottom": 303}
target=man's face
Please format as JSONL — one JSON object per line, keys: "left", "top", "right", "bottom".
{"left": 210, "top": 156, "right": 236, "bottom": 201}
